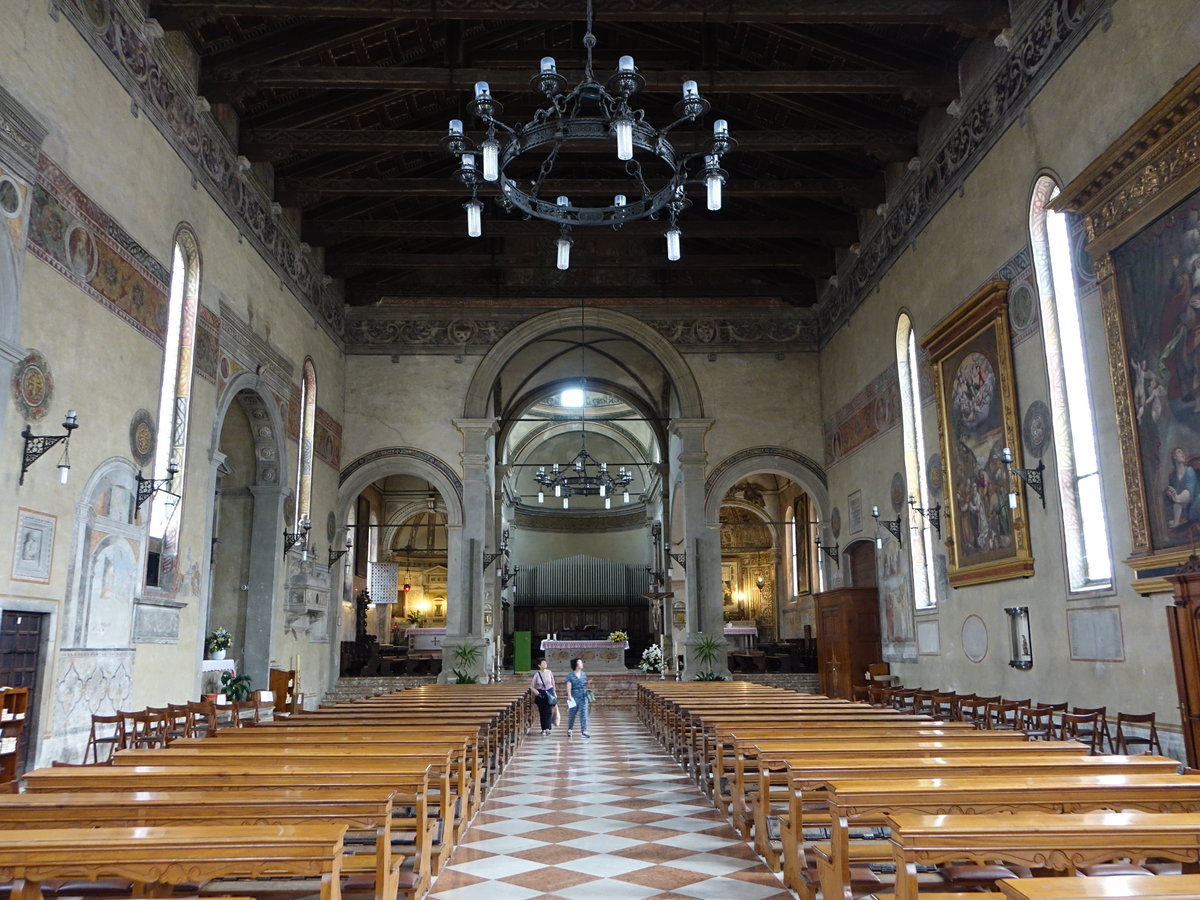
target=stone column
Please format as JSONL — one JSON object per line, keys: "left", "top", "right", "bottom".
{"left": 245, "top": 483, "right": 286, "bottom": 690}
{"left": 669, "top": 419, "right": 725, "bottom": 678}
{"left": 448, "top": 418, "right": 497, "bottom": 681}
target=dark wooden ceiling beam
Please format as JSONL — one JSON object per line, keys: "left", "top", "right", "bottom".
{"left": 203, "top": 64, "right": 956, "bottom": 102}
{"left": 201, "top": 19, "right": 392, "bottom": 72}
{"left": 346, "top": 277, "right": 817, "bottom": 303}
{"left": 243, "top": 127, "right": 914, "bottom": 159}
{"left": 326, "top": 251, "right": 830, "bottom": 274}
{"left": 151, "top": 1, "right": 1008, "bottom": 32}
{"left": 276, "top": 176, "right": 883, "bottom": 204}
{"left": 303, "top": 217, "right": 859, "bottom": 242}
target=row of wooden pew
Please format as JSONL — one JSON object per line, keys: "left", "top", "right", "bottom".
{"left": 0, "top": 682, "right": 535, "bottom": 900}
{"left": 638, "top": 681, "right": 1199, "bottom": 900}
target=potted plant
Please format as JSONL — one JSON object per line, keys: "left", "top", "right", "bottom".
{"left": 607, "top": 630, "right": 629, "bottom": 644}
{"left": 449, "top": 641, "right": 482, "bottom": 684}
{"left": 205, "top": 627, "right": 232, "bottom": 660}
{"left": 219, "top": 671, "right": 253, "bottom": 702}
{"left": 405, "top": 609, "right": 426, "bottom": 628}
{"left": 690, "top": 633, "right": 727, "bottom": 681}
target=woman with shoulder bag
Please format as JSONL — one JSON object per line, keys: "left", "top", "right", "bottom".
{"left": 530, "top": 657, "right": 557, "bottom": 735}
{"left": 565, "top": 657, "right": 590, "bottom": 738}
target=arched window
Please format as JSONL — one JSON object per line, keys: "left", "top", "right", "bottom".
{"left": 1029, "top": 176, "right": 1112, "bottom": 592}
{"left": 787, "top": 506, "right": 798, "bottom": 597}
{"left": 147, "top": 228, "right": 199, "bottom": 586}
{"left": 295, "top": 359, "right": 317, "bottom": 528}
{"left": 897, "top": 312, "right": 936, "bottom": 608}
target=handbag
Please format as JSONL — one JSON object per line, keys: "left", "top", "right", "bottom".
{"left": 536, "top": 674, "right": 557, "bottom": 706}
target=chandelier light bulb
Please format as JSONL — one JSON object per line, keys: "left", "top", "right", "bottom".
{"left": 58, "top": 461, "right": 70, "bottom": 484}
{"left": 600, "top": 484, "right": 607, "bottom": 497}
{"left": 449, "top": 118, "right": 463, "bottom": 136}
{"left": 540, "top": 56, "right": 557, "bottom": 74}
{"left": 705, "top": 157, "right": 723, "bottom": 211}
{"left": 555, "top": 484, "right": 562, "bottom": 497}
{"left": 461, "top": 153, "right": 476, "bottom": 173}
{"left": 613, "top": 194, "right": 627, "bottom": 208}
{"left": 474, "top": 81, "right": 490, "bottom": 100}
{"left": 538, "top": 490, "right": 545, "bottom": 504}
{"left": 556, "top": 236, "right": 572, "bottom": 270}
{"left": 623, "top": 490, "right": 630, "bottom": 504}
{"left": 665, "top": 227, "right": 681, "bottom": 261}
{"left": 465, "top": 199, "right": 483, "bottom": 237}
{"left": 481, "top": 139, "right": 500, "bottom": 181}
{"left": 563, "top": 496, "right": 569, "bottom": 509}
{"left": 714, "top": 119, "right": 728, "bottom": 137}
{"left": 615, "top": 117, "right": 633, "bottom": 161}
{"left": 605, "top": 497, "right": 611, "bottom": 509}
{"left": 618, "top": 55, "right": 635, "bottom": 72}
{"left": 682, "top": 79, "right": 699, "bottom": 99}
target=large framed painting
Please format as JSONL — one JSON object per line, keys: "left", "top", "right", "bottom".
{"left": 1055, "top": 62, "right": 1200, "bottom": 592}
{"left": 922, "top": 280, "right": 1034, "bottom": 587}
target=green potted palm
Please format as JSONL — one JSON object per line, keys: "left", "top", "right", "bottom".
{"left": 449, "top": 641, "right": 482, "bottom": 684}
{"left": 690, "top": 633, "right": 727, "bottom": 681}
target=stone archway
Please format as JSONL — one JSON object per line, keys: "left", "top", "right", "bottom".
{"left": 203, "top": 374, "right": 290, "bottom": 691}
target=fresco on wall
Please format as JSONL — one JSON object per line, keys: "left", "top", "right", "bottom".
{"left": 28, "top": 158, "right": 168, "bottom": 343}
{"left": 195, "top": 305, "right": 220, "bottom": 383}
{"left": 878, "top": 538, "right": 916, "bottom": 662}
{"left": 1113, "top": 191, "right": 1200, "bottom": 550}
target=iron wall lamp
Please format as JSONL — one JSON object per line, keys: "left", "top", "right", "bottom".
{"left": 135, "top": 462, "right": 179, "bottom": 513}
{"left": 872, "top": 505, "right": 903, "bottom": 548}
{"left": 909, "top": 495, "right": 941, "bottom": 538}
{"left": 20, "top": 410, "right": 78, "bottom": 485}
{"left": 815, "top": 535, "right": 840, "bottom": 564}
{"left": 328, "top": 533, "right": 352, "bottom": 566}
{"left": 283, "top": 516, "right": 311, "bottom": 559}
{"left": 1002, "top": 446, "right": 1046, "bottom": 509}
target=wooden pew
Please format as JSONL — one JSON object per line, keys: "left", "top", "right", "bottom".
{"left": 817, "top": 774, "right": 1200, "bottom": 900}
{"left": 0, "top": 789, "right": 424, "bottom": 900}
{"left": 997, "top": 874, "right": 1200, "bottom": 899}
{"left": 886, "top": 811, "right": 1200, "bottom": 900}
{"left": 0, "top": 823, "right": 346, "bottom": 900}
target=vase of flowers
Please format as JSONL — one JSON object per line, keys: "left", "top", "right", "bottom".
{"left": 639, "top": 643, "right": 664, "bottom": 674}
{"left": 607, "top": 630, "right": 628, "bottom": 644}
{"left": 206, "top": 627, "right": 232, "bottom": 660}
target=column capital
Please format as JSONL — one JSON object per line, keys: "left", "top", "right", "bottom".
{"left": 248, "top": 483, "right": 286, "bottom": 499}
{"left": 454, "top": 418, "right": 499, "bottom": 441}
{"left": 669, "top": 418, "right": 714, "bottom": 442}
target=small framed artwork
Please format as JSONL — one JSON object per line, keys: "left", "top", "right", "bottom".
{"left": 847, "top": 490, "right": 863, "bottom": 535}
{"left": 922, "top": 280, "right": 1034, "bottom": 587}
{"left": 13, "top": 508, "right": 55, "bottom": 583}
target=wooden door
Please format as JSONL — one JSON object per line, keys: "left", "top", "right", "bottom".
{"left": 818, "top": 600, "right": 848, "bottom": 697}
{"left": 0, "top": 611, "right": 45, "bottom": 771}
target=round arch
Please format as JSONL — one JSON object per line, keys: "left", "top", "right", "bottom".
{"left": 210, "top": 372, "right": 290, "bottom": 490}
{"left": 337, "top": 448, "right": 465, "bottom": 528}
{"left": 463, "top": 307, "right": 705, "bottom": 420}
{"left": 704, "top": 447, "right": 829, "bottom": 527}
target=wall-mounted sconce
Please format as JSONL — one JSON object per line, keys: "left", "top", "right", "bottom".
{"left": 483, "top": 527, "right": 510, "bottom": 570}
{"left": 909, "top": 495, "right": 941, "bottom": 538}
{"left": 1005, "top": 605, "right": 1033, "bottom": 669}
{"left": 815, "top": 534, "right": 840, "bottom": 564}
{"left": 328, "top": 533, "right": 352, "bottom": 566}
{"left": 872, "top": 505, "right": 903, "bottom": 549}
{"left": 19, "top": 410, "right": 79, "bottom": 485}
{"left": 669, "top": 551, "right": 687, "bottom": 571}
{"left": 283, "top": 516, "right": 311, "bottom": 559}
{"left": 1001, "top": 447, "right": 1045, "bottom": 509}
{"left": 497, "top": 561, "right": 519, "bottom": 588}
{"left": 135, "top": 462, "right": 179, "bottom": 513}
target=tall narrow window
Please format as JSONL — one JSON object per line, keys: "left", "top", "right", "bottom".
{"left": 787, "top": 507, "right": 799, "bottom": 597}
{"left": 897, "top": 313, "right": 935, "bottom": 608}
{"left": 1030, "top": 176, "right": 1112, "bottom": 592}
{"left": 295, "top": 359, "right": 317, "bottom": 528}
{"left": 147, "top": 228, "right": 199, "bottom": 586}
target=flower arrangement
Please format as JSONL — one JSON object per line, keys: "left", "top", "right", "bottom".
{"left": 206, "top": 627, "right": 232, "bottom": 654}
{"left": 607, "top": 630, "right": 629, "bottom": 643}
{"left": 639, "top": 643, "right": 664, "bottom": 674}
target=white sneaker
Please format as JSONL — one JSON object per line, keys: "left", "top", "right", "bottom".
{"left": 566, "top": 731, "right": 572, "bottom": 738}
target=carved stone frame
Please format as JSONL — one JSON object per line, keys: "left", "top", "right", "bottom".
{"left": 1056, "top": 62, "right": 1200, "bottom": 593}
{"left": 922, "top": 280, "right": 1034, "bottom": 587}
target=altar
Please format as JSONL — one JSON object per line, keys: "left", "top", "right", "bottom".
{"left": 539, "top": 639, "right": 629, "bottom": 672}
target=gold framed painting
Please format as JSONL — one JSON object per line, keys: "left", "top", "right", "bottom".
{"left": 1055, "top": 61, "right": 1200, "bottom": 593}
{"left": 922, "top": 280, "right": 1034, "bottom": 587}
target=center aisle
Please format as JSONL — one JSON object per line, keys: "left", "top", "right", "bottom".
{"left": 428, "top": 705, "right": 791, "bottom": 900}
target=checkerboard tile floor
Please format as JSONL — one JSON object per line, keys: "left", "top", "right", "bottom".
{"left": 429, "top": 707, "right": 790, "bottom": 900}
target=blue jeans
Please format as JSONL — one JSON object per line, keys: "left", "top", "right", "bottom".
{"left": 567, "top": 698, "right": 589, "bottom": 733}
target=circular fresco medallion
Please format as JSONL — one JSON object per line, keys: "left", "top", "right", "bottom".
{"left": 1009, "top": 282, "right": 1036, "bottom": 332}
{"left": 926, "top": 452, "right": 943, "bottom": 500}
{"left": 76, "top": 0, "right": 110, "bottom": 31}
{"left": 11, "top": 350, "right": 53, "bottom": 420}
{"left": 829, "top": 507, "right": 841, "bottom": 539}
{"left": 0, "top": 177, "right": 21, "bottom": 218}
{"left": 890, "top": 471, "right": 906, "bottom": 513}
{"left": 64, "top": 222, "right": 98, "bottom": 281}
{"left": 327, "top": 511, "right": 337, "bottom": 543}
{"left": 129, "top": 408, "right": 156, "bottom": 468}
{"left": 962, "top": 614, "right": 988, "bottom": 663}
{"left": 951, "top": 351, "right": 997, "bottom": 433}
{"left": 1023, "top": 399, "right": 1053, "bottom": 460}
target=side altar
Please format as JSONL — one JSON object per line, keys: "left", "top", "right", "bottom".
{"left": 539, "top": 639, "right": 630, "bottom": 672}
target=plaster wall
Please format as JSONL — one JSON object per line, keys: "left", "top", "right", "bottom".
{"left": 817, "top": 0, "right": 1200, "bottom": 737}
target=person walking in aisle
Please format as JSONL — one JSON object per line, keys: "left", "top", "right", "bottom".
{"left": 530, "top": 657, "right": 557, "bottom": 735}
{"left": 565, "top": 657, "right": 590, "bottom": 738}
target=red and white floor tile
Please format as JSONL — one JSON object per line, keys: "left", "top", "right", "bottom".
{"left": 428, "top": 708, "right": 791, "bottom": 900}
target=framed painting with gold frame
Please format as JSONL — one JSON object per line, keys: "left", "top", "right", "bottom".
{"left": 922, "top": 280, "right": 1034, "bottom": 587}
{"left": 1055, "top": 62, "right": 1200, "bottom": 593}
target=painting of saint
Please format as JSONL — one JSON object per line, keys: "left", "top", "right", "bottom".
{"left": 1113, "top": 193, "right": 1200, "bottom": 548}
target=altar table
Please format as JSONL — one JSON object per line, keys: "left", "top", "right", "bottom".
{"left": 538, "top": 639, "right": 629, "bottom": 672}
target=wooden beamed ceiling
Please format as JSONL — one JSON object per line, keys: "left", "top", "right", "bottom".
{"left": 150, "top": 0, "right": 1007, "bottom": 310}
